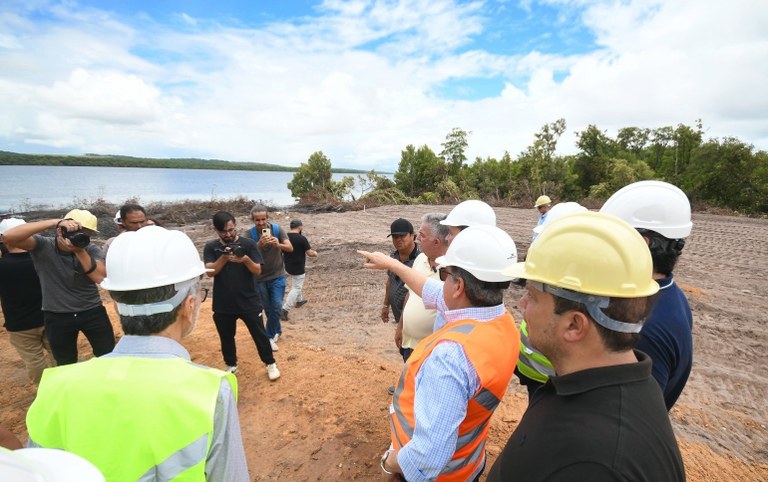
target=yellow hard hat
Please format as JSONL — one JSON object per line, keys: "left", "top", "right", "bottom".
{"left": 534, "top": 195, "right": 551, "bottom": 207}
{"left": 504, "top": 212, "right": 658, "bottom": 298}
{"left": 64, "top": 209, "right": 99, "bottom": 233}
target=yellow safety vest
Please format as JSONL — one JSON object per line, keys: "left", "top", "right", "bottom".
{"left": 27, "top": 356, "right": 236, "bottom": 482}
{"left": 516, "top": 319, "right": 555, "bottom": 383}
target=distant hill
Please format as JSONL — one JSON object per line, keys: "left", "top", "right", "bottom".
{"left": 0, "top": 150, "right": 368, "bottom": 174}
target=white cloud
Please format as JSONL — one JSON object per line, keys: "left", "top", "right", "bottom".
{"left": 0, "top": 0, "right": 766, "bottom": 170}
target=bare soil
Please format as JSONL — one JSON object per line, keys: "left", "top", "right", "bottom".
{"left": 2, "top": 205, "right": 767, "bottom": 480}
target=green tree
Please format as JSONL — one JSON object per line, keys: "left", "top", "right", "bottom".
{"left": 287, "top": 151, "right": 344, "bottom": 200}
{"left": 469, "top": 153, "right": 515, "bottom": 200}
{"left": 394, "top": 144, "right": 445, "bottom": 197}
{"left": 573, "top": 124, "right": 616, "bottom": 194}
{"left": 588, "top": 158, "right": 654, "bottom": 199}
{"left": 515, "top": 119, "right": 571, "bottom": 200}
{"left": 440, "top": 128, "right": 470, "bottom": 177}
{"left": 682, "top": 137, "right": 767, "bottom": 213}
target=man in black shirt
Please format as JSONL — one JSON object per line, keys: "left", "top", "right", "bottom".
{"left": 489, "top": 212, "right": 685, "bottom": 482}
{"left": 203, "top": 211, "right": 279, "bottom": 381}
{"left": 0, "top": 218, "right": 51, "bottom": 384}
{"left": 281, "top": 219, "right": 317, "bottom": 321}
{"left": 381, "top": 218, "right": 419, "bottom": 325}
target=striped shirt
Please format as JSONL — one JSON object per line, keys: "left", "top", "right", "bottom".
{"left": 396, "top": 278, "right": 506, "bottom": 482}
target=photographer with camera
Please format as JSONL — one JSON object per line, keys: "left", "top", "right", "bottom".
{"left": 204, "top": 211, "right": 280, "bottom": 380}
{"left": 2, "top": 209, "right": 115, "bottom": 366}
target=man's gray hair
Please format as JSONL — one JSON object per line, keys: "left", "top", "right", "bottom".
{"left": 421, "top": 213, "right": 449, "bottom": 243}
{"left": 250, "top": 204, "right": 269, "bottom": 217}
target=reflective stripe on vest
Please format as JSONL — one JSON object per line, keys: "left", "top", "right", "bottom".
{"left": 390, "top": 312, "right": 520, "bottom": 481}
{"left": 27, "top": 356, "right": 236, "bottom": 482}
{"left": 516, "top": 319, "right": 555, "bottom": 383}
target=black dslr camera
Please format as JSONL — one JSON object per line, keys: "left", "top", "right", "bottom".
{"left": 216, "top": 243, "right": 245, "bottom": 257}
{"left": 60, "top": 226, "right": 91, "bottom": 248}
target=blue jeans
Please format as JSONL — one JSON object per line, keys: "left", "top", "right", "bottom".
{"left": 256, "top": 276, "right": 286, "bottom": 339}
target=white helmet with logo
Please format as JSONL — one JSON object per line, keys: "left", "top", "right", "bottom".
{"left": 440, "top": 200, "right": 496, "bottom": 227}
{"left": 435, "top": 225, "right": 517, "bottom": 282}
{"left": 101, "top": 226, "right": 209, "bottom": 291}
{"left": 600, "top": 180, "right": 692, "bottom": 239}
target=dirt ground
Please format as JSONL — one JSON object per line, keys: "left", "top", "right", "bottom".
{"left": 1, "top": 205, "right": 767, "bottom": 481}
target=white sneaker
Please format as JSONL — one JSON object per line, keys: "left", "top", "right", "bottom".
{"left": 266, "top": 363, "right": 280, "bottom": 381}
{"left": 273, "top": 333, "right": 280, "bottom": 342}
{"left": 270, "top": 337, "right": 279, "bottom": 352}
{"left": 225, "top": 365, "right": 238, "bottom": 374}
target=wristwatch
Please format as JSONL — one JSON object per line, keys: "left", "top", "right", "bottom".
{"left": 380, "top": 449, "right": 395, "bottom": 475}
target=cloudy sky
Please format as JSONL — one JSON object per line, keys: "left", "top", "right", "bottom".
{"left": 1, "top": 0, "right": 766, "bottom": 171}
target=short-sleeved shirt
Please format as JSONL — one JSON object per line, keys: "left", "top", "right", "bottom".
{"left": 242, "top": 225, "right": 288, "bottom": 282}
{"left": 401, "top": 253, "right": 438, "bottom": 348}
{"left": 0, "top": 252, "right": 44, "bottom": 331}
{"left": 30, "top": 235, "right": 104, "bottom": 313}
{"left": 487, "top": 351, "right": 685, "bottom": 481}
{"left": 388, "top": 243, "right": 420, "bottom": 323}
{"left": 203, "top": 236, "right": 264, "bottom": 314}
{"left": 284, "top": 232, "right": 312, "bottom": 276}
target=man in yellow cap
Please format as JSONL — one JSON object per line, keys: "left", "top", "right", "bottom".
{"left": 2, "top": 209, "right": 115, "bottom": 365}
{"left": 487, "top": 212, "right": 684, "bottom": 481}
{"left": 532, "top": 195, "right": 552, "bottom": 241}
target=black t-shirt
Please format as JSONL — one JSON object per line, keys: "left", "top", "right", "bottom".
{"left": 203, "top": 236, "right": 264, "bottom": 314}
{"left": 487, "top": 351, "right": 685, "bottom": 482}
{"left": 387, "top": 243, "right": 419, "bottom": 323}
{"left": 0, "top": 252, "right": 44, "bottom": 331}
{"left": 283, "top": 232, "right": 312, "bottom": 275}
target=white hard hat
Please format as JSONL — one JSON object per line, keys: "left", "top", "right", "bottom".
{"left": 0, "top": 447, "right": 104, "bottom": 482}
{"left": 532, "top": 202, "right": 588, "bottom": 235}
{"left": 0, "top": 217, "right": 26, "bottom": 234}
{"left": 440, "top": 200, "right": 496, "bottom": 227}
{"left": 101, "top": 226, "right": 209, "bottom": 291}
{"left": 600, "top": 180, "right": 692, "bottom": 239}
{"left": 435, "top": 225, "right": 517, "bottom": 282}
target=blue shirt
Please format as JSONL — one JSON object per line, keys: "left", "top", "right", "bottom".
{"left": 396, "top": 278, "right": 506, "bottom": 482}
{"left": 635, "top": 276, "right": 693, "bottom": 410}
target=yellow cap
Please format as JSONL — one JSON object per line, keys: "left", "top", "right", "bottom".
{"left": 64, "top": 209, "right": 99, "bottom": 233}
{"left": 503, "top": 212, "right": 658, "bottom": 298}
{"left": 534, "top": 195, "right": 551, "bottom": 207}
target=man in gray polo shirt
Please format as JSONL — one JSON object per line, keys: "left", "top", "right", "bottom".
{"left": 3, "top": 209, "right": 115, "bottom": 365}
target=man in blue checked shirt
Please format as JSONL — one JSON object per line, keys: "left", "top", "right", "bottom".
{"left": 359, "top": 225, "right": 520, "bottom": 482}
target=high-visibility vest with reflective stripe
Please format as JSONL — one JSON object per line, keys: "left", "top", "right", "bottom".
{"left": 390, "top": 312, "right": 519, "bottom": 481}
{"left": 27, "top": 356, "right": 237, "bottom": 482}
{"left": 516, "top": 319, "right": 555, "bottom": 383}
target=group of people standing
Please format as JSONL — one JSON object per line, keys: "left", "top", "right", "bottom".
{"left": 366, "top": 180, "right": 693, "bottom": 481}
{"left": 0, "top": 179, "right": 694, "bottom": 481}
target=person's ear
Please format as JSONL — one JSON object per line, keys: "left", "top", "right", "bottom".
{"left": 451, "top": 276, "right": 465, "bottom": 300}
{"left": 178, "top": 294, "right": 196, "bottom": 321}
{"left": 562, "top": 310, "right": 590, "bottom": 343}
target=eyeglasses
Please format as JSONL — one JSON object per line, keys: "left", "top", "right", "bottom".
{"left": 217, "top": 227, "right": 237, "bottom": 234}
{"left": 439, "top": 267, "right": 456, "bottom": 282}
{"left": 200, "top": 288, "right": 209, "bottom": 302}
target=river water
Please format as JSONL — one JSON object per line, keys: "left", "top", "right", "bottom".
{"left": 1, "top": 165, "right": 362, "bottom": 211}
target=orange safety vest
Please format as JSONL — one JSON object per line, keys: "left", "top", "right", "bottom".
{"left": 390, "top": 312, "right": 520, "bottom": 481}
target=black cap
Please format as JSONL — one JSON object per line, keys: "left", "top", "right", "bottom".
{"left": 290, "top": 219, "right": 303, "bottom": 229}
{"left": 388, "top": 218, "right": 414, "bottom": 237}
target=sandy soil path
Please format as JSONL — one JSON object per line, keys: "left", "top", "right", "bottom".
{"left": 1, "top": 205, "right": 767, "bottom": 480}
